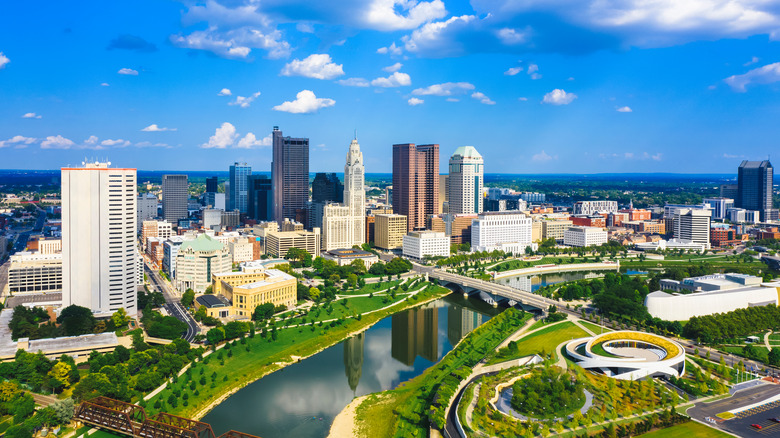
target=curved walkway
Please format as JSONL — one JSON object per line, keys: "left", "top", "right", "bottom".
{"left": 765, "top": 330, "right": 773, "bottom": 352}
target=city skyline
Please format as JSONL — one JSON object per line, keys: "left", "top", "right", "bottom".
{"left": 1, "top": 1, "right": 779, "bottom": 174}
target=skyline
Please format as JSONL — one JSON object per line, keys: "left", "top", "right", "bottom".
{"left": 1, "top": 1, "right": 779, "bottom": 173}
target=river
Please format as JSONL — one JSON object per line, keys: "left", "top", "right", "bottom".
{"left": 494, "top": 270, "right": 608, "bottom": 292}
{"left": 203, "top": 294, "right": 500, "bottom": 438}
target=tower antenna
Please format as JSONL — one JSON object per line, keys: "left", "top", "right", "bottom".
{"left": 354, "top": 129, "right": 357, "bottom": 140}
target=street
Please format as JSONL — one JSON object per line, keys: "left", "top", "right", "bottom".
{"left": 144, "top": 262, "right": 199, "bottom": 342}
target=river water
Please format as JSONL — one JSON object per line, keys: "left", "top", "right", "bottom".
{"left": 495, "top": 271, "right": 608, "bottom": 292}
{"left": 203, "top": 294, "right": 499, "bottom": 438}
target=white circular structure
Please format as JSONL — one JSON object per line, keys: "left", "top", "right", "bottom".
{"left": 566, "top": 330, "right": 685, "bottom": 380}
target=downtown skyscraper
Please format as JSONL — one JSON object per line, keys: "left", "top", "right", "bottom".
{"left": 272, "top": 126, "right": 309, "bottom": 224}
{"left": 229, "top": 162, "right": 251, "bottom": 213}
{"left": 162, "top": 174, "right": 188, "bottom": 224}
{"left": 393, "top": 143, "right": 440, "bottom": 232}
{"left": 322, "top": 138, "right": 366, "bottom": 250}
{"left": 448, "top": 146, "right": 484, "bottom": 214}
{"left": 737, "top": 160, "right": 774, "bottom": 221}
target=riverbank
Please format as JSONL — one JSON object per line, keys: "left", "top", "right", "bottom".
{"left": 328, "top": 394, "right": 368, "bottom": 437}
{"left": 145, "top": 282, "right": 453, "bottom": 421}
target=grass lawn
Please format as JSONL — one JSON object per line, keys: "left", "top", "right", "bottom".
{"left": 487, "top": 321, "right": 588, "bottom": 365}
{"left": 336, "top": 279, "right": 403, "bottom": 295}
{"left": 636, "top": 421, "right": 732, "bottom": 438}
{"left": 768, "top": 333, "right": 780, "bottom": 342}
{"left": 578, "top": 320, "right": 611, "bottom": 334}
{"left": 723, "top": 345, "right": 770, "bottom": 363}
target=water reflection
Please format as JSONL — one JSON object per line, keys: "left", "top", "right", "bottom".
{"left": 343, "top": 332, "right": 364, "bottom": 393}
{"left": 391, "top": 303, "right": 438, "bottom": 366}
{"left": 447, "top": 304, "right": 484, "bottom": 346}
{"left": 496, "top": 271, "right": 606, "bottom": 292}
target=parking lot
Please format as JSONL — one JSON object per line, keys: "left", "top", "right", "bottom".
{"left": 687, "top": 383, "right": 780, "bottom": 438}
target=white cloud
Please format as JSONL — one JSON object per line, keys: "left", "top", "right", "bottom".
{"left": 376, "top": 42, "right": 402, "bottom": 55}
{"left": 504, "top": 66, "right": 523, "bottom": 76}
{"left": 237, "top": 133, "right": 272, "bottom": 148}
{"left": 22, "top": 112, "right": 42, "bottom": 119}
{"left": 408, "top": 97, "right": 424, "bottom": 106}
{"left": 0, "top": 135, "right": 36, "bottom": 148}
{"left": 281, "top": 54, "right": 344, "bottom": 80}
{"left": 527, "top": 63, "right": 541, "bottom": 80}
{"left": 101, "top": 139, "right": 131, "bottom": 147}
{"left": 40, "top": 135, "right": 76, "bottom": 149}
{"left": 532, "top": 150, "right": 557, "bottom": 162}
{"left": 403, "top": 15, "right": 476, "bottom": 56}
{"left": 118, "top": 68, "right": 138, "bottom": 75}
{"left": 371, "top": 72, "right": 411, "bottom": 87}
{"left": 471, "top": 92, "right": 495, "bottom": 105}
{"left": 364, "top": 0, "right": 447, "bottom": 31}
{"left": 337, "top": 77, "right": 370, "bottom": 87}
{"left": 203, "top": 122, "right": 239, "bottom": 148}
{"left": 518, "top": 97, "right": 528, "bottom": 101}
{"left": 135, "top": 141, "right": 171, "bottom": 148}
{"left": 141, "top": 124, "right": 176, "bottom": 132}
{"left": 0, "top": 52, "right": 9, "bottom": 69}
{"left": 542, "top": 89, "right": 577, "bottom": 105}
{"left": 496, "top": 27, "right": 527, "bottom": 45}
{"left": 446, "top": 98, "right": 459, "bottom": 102}
{"left": 412, "top": 82, "right": 475, "bottom": 96}
{"left": 724, "top": 62, "right": 780, "bottom": 92}
{"left": 228, "top": 91, "right": 261, "bottom": 108}
{"left": 272, "top": 90, "right": 336, "bottom": 114}
{"left": 296, "top": 23, "right": 315, "bottom": 33}
{"left": 170, "top": 26, "right": 290, "bottom": 60}
{"left": 100, "top": 82, "right": 110, "bottom": 87}
{"left": 383, "top": 62, "right": 403, "bottom": 73}
{"left": 744, "top": 56, "right": 760, "bottom": 66}
{"left": 84, "top": 135, "right": 99, "bottom": 145}
{"left": 218, "top": 88, "right": 232, "bottom": 96}
{"left": 616, "top": 106, "right": 632, "bottom": 112}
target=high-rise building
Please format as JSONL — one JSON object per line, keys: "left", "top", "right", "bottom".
{"left": 206, "top": 176, "right": 219, "bottom": 194}
{"left": 62, "top": 162, "right": 137, "bottom": 316}
{"left": 392, "top": 143, "right": 439, "bottom": 232}
{"left": 573, "top": 200, "right": 618, "bottom": 215}
{"left": 229, "top": 162, "right": 251, "bottom": 213}
{"left": 272, "top": 126, "right": 309, "bottom": 224}
{"left": 162, "top": 174, "right": 188, "bottom": 224}
{"left": 312, "top": 173, "right": 343, "bottom": 203}
{"left": 439, "top": 175, "right": 449, "bottom": 214}
{"left": 674, "top": 208, "right": 711, "bottom": 249}
{"left": 322, "top": 139, "right": 366, "bottom": 251}
{"left": 720, "top": 184, "right": 738, "bottom": 199}
{"left": 174, "top": 234, "right": 231, "bottom": 293}
{"left": 737, "top": 160, "right": 773, "bottom": 221}
{"left": 703, "top": 197, "right": 734, "bottom": 220}
{"left": 471, "top": 212, "right": 534, "bottom": 254}
{"left": 137, "top": 193, "right": 158, "bottom": 232}
{"left": 247, "top": 175, "right": 272, "bottom": 221}
{"left": 448, "top": 146, "right": 484, "bottom": 215}
{"left": 375, "top": 213, "right": 407, "bottom": 249}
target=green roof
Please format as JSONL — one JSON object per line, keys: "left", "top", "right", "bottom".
{"left": 452, "top": 145, "right": 482, "bottom": 159}
{"left": 180, "top": 234, "right": 223, "bottom": 252}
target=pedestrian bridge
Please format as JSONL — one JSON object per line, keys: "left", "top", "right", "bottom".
{"left": 429, "top": 270, "right": 559, "bottom": 311}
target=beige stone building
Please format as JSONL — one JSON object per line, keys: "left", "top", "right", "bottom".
{"left": 174, "top": 234, "right": 232, "bottom": 293}
{"left": 208, "top": 266, "right": 297, "bottom": 318}
{"left": 375, "top": 214, "right": 407, "bottom": 249}
{"left": 265, "top": 228, "right": 321, "bottom": 257}
{"left": 541, "top": 219, "right": 573, "bottom": 241}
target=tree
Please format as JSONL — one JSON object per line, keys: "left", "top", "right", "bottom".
{"left": 181, "top": 289, "right": 196, "bottom": 308}
{"left": 206, "top": 327, "right": 225, "bottom": 345}
{"left": 769, "top": 348, "right": 780, "bottom": 366}
{"left": 47, "top": 362, "right": 72, "bottom": 392}
{"left": 252, "top": 303, "right": 275, "bottom": 321}
{"left": 111, "top": 308, "right": 130, "bottom": 328}
{"left": 57, "top": 305, "right": 96, "bottom": 336}
{"left": 147, "top": 316, "right": 187, "bottom": 340}
{"left": 350, "top": 259, "right": 367, "bottom": 275}
{"left": 50, "top": 399, "right": 75, "bottom": 425}
{"left": 205, "top": 285, "right": 214, "bottom": 294}
{"left": 296, "top": 282, "right": 310, "bottom": 300}
{"left": 369, "top": 262, "right": 386, "bottom": 276}
{"left": 309, "top": 287, "right": 321, "bottom": 301}
{"left": 347, "top": 273, "right": 358, "bottom": 288}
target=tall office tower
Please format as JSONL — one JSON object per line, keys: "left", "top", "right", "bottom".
{"left": 674, "top": 208, "right": 712, "bottom": 249}
{"left": 61, "top": 162, "right": 137, "bottom": 316}
{"left": 737, "top": 160, "right": 773, "bottom": 221}
{"left": 205, "top": 176, "right": 219, "bottom": 194}
{"left": 272, "top": 126, "right": 310, "bottom": 224}
{"left": 247, "top": 175, "right": 273, "bottom": 221}
{"left": 162, "top": 174, "right": 188, "bottom": 224}
{"left": 392, "top": 143, "right": 440, "bottom": 232}
{"left": 322, "top": 139, "right": 366, "bottom": 250}
{"left": 720, "top": 184, "right": 738, "bottom": 199}
{"left": 229, "top": 162, "right": 251, "bottom": 213}
{"left": 448, "top": 146, "right": 484, "bottom": 214}
{"left": 137, "top": 193, "right": 158, "bottom": 232}
{"left": 439, "top": 175, "right": 449, "bottom": 214}
{"left": 312, "top": 173, "right": 343, "bottom": 203}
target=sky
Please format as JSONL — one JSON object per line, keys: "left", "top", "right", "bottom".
{"left": 1, "top": 0, "right": 780, "bottom": 174}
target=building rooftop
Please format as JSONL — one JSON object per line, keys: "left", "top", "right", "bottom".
{"left": 234, "top": 269, "right": 295, "bottom": 290}
{"left": 180, "top": 233, "right": 223, "bottom": 252}
{"left": 451, "top": 146, "right": 482, "bottom": 159}
{"left": 196, "top": 294, "right": 231, "bottom": 308}
{"left": 326, "top": 248, "right": 375, "bottom": 258}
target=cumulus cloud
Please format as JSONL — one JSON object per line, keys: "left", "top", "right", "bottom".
{"left": 408, "top": 97, "right": 424, "bottom": 105}
{"left": 228, "top": 91, "right": 261, "bottom": 108}
{"left": 744, "top": 56, "right": 760, "bottom": 66}
{"left": 281, "top": 54, "right": 344, "bottom": 79}
{"left": 84, "top": 136, "right": 99, "bottom": 146}
{"left": 107, "top": 34, "right": 157, "bottom": 52}
{"left": 383, "top": 62, "right": 403, "bottom": 73}
{"left": 0, "top": 135, "right": 36, "bottom": 148}
{"left": 371, "top": 72, "right": 411, "bottom": 87}
{"left": 141, "top": 124, "right": 176, "bottom": 132}
{"left": 22, "top": 112, "right": 42, "bottom": 119}
{"left": 203, "top": 122, "right": 239, "bottom": 148}
{"left": 337, "top": 77, "right": 370, "bottom": 87}
{"left": 527, "top": 63, "right": 541, "bottom": 79}
{"left": 0, "top": 52, "right": 9, "bottom": 69}
{"left": 376, "top": 42, "right": 402, "bottom": 55}
{"left": 532, "top": 150, "right": 557, "bottom": 162}
{"left": 40, "top": 135, "right": 76, "bottom": 150}
{"left": 471, "top": 92, "right": 495, "bottom": 105}
{"left": 101, "top": 139, "right": 131, "bottom": 147}
{"left": 518, "top": 97, "right": 528, "bottom": 101}
{"left": 504, "top": 66, "right": 523, "bottom": 76}
{"left": 446, "top": 98, "right": 459, "bottom": 102}
{"left": 171, "top": 28, "right": 290, "bottom": 60}
{"left": 412, "top": 82, "right": 475, "bottom": 96}
{"left": 296, "top": 23, "right": 315, "bottom": 33}
{"left": 118, "top": 68, "right": 138, "bottom": 76}
{"left": 364, "top": 0, "right": 447, "bottom": 31}
{"left": 496, "top": 28, "right": 527, "bottom": 45}
{"left": 100, "top": 82, "right": 110, "bottom": 86}
{"left": 616, "top": 106, "right": 632, "bottom": 112}
{"left": 542, "top": 89, "right": 577, "bottom": 105}
{"left": 135, "top": 141, "right": 171, "bottom": 148}
{"left": 218, "top": 88, "right": 232, "bottom": 96}
{"left": 272, "top": 90, "right": 335, "bottom": 114}
{"left": 237, "top": 133, "right": 272, "bottom": 148}
{"left": 724, "top": 62, "right": 780, "bottom": 92}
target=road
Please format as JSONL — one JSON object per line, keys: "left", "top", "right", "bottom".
{"left": 9, "top": 208, "right": 46, "bottom": 254}
{"left": 144, "top": 262, "right": 199, "bottom": 342}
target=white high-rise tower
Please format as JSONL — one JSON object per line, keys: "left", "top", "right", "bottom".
{"left": 62, "top": 162, "right": 138, "bottom": 316}
{"left": 448, "top": 146, "right": 484, "bottom": 214}
{"left": 322, "top": 138, "right": 366, "bottom": 251}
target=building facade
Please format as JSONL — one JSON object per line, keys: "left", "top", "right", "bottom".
{"left": 392, "top": 143, "right": 439, "bottom": 231}
{"left": 8, "top": 252, "right": 63, "bottom": 294}
{"left": 573, "top": 200, "right": 618, "bottom": 215}
{"left": 322, "top": 139, "right": 366, "bottom": 251}
{"left": 448, "top": 146, "right": 483, "bottom": 215}
{"left": 211, "top": 266, "right": 297, "bottom": 318}
{"left": 737, "top": 160, "right": 773, "bottom": 221}
{"left": 264, "top": 228, "right": 321, "bottom": 257}
{"left": 673, "top": 208, "right": 711, "bottom": 249}
{"left": 229, "top": 162, "right": 251, "bottom": 213}
{"left": 703, "top": 197, "right": 734, "bottom": 220}
{"left": 403, "top": 231, "right": 450, "bottom": 260}
{"left": 247, "top": 175, "right": 272, "bottom": 221}
{"left": 174, "top": 234, "right": 231, "bottom": 293}
{"left": 272, "top": 126, "right": 309, "bottom": 224}
{"left": 62, "top": 162, "right": 137, "bottom": 316}
{"left": 564, "top": 226, "right": 608, "bottom": 247}
{"left": 541, "top": 219, "right": 573, "bottom": 241}
{"left": 137, "top": 193, "right": 158, "bottom": 232}
{"left": 162, "top": 174, "right": 188, "bottom": 225}
{"left": 471, "top": 212, "right": 534, "bottom": 254}
{"left": 375, "top": 214, "right": 407, "bottom": 249}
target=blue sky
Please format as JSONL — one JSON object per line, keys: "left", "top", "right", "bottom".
{"left": 1, "top": 0, "right": 780, "bottom": 174}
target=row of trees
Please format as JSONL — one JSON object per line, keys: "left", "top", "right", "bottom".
{"left": 511, "top": 366, "right": 585, "bottom": 419}
{"left": 684, "top": 304, "right": 780, "bottom": 343}
{"left": 9, "top": 304, "right": 131, "bottom": 341}
{"left": 0, "top": 380, "right": 74, "bottom": 438}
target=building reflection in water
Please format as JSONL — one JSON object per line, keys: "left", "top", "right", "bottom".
{"left": 391, "top": 303, "right": 438, "bottom": 366}
{"left": 447, "top": 304, "right": 484, "bottom": 346}
{"left": 343, "top": 332, "right": 364, "bottom": 393}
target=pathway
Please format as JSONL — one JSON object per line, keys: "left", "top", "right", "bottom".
{"left": 765, "top": 330, "right": 773, "bottom": 352}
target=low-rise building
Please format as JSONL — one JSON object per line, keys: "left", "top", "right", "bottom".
{"left": 221, "top": 210, "right": 240, "bottom": 229}
{"left": 8, "top": 252, "right": 62, "bottom": 294}
{"left": 541, "top": 219, "right": 573, "bottom": 241}
{"left": 727, "top": 208, "right": 759, "bottom": 224}
{"left": 321, "top": 248, "right": 379, "bottom": 268}
{"left": 563, "top": 226, "right": 608, "bottom": 247}
{"left": 646, "top": 282, "right": 779, "bottom": 321}
{"left": 264, "top": 228, "right": 321, "bottom": 258}
{"left": 174, "top": 234, "right": 231, "bottom": 293}
{"left": 659, "top": 273, "right": 762, "bottom": 293}
{"left": 573, "top": 200, "right": 618, "bottom": 215}
{"left": 210, "top": 265, "right": 297, "bottom": 318}
{"left": 375, "top": 214, "right": 407, "bottom": 250}
{"left": 403, "top": 231, "right": 450, "bottom": 260}
{"left": 37, "top": 239, "right": 62, "bottom": 255}
{"left": 569, "top": 215, "right": 606, "bottom": 228}
{"left": 634, "top": 238, "right": 708, "bottom": 252}
{"left": 471, "top": 212, "right": 535, "bottom": 254}
{"left": 622, "top": 220, "right": 665, "bottom": 235}
{"left": 229, "top": 237, "right": 254, "bottom": 263}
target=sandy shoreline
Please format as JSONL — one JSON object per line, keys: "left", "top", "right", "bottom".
{"left": 328, "top": 394, "right": 368, "bottom": 438}
{"left": 188, "top": 288, "right": 449, "bottom": 421}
